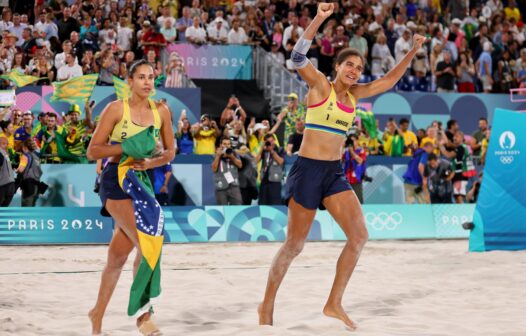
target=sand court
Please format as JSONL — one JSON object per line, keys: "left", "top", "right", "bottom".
{"left": 1, "top": 240, "right": 525, "bottom": 336}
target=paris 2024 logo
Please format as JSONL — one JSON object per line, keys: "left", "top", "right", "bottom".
{"left": 496, "top": 131, "right": 520, "bottom": 164}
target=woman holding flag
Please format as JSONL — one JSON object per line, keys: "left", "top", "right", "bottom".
{"left": 86, "top": 59, "right": 175, "bottom": 336}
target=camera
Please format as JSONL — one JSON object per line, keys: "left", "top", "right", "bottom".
{"left": 363, "top": 175, "right": 373, "bottom": 182}
{"left": 223, "top": 148, "right": 233, "bottom": 155}
{"left": 264, "top": 141, "right": 272, "bottom": 147}
{"left": 229, "top": 104, "right": 238, "bottom": 110}
{"left": 441, "top": 169, "right": 451, "bottom": 178}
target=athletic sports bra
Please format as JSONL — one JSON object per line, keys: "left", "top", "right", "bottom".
{"left": 305, "top": 84, "right": 356, "bottom": 137}
{"left": 110, "top": 98, "right": 162, "bottom": 143}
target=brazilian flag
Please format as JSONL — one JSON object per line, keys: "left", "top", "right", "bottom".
{"left": 118, "top": 126, "right": 164, "bottom": 316}
{"left": 51, "top": 74, "right": 99, "bottom": 104}
{"left": 0, "top": 71, "right": 41, "bottom": 87}
{"left": 40, "top": 125, "right": 87, "bottom": 163}
{"left": 356, "top": 106, "right": 378, "bottom": 139}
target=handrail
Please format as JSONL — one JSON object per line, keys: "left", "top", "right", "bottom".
{"left": 253, "top": 46, "right": 308, "bottom": 113}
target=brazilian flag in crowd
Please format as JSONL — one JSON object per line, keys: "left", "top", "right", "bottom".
{"left": 117, "top": 126, "right": 164, "bottom": 316}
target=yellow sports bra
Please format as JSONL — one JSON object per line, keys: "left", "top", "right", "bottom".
{"left": 305, "top": 84, "right": 356, "bottom": 137}
{"left": 110, "top": 98, "right": 162, "bottom": 143}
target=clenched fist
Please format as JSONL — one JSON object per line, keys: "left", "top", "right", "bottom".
{"left": 412, "top": 34, "right": 426, "bottom": 50}
{"left": 317, "top": 3, "right": 334, "bottom": 19}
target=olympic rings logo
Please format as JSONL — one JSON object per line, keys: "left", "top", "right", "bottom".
{"left": 365, "top": 212, "right": 403, "bottom": 231}
{"left": 500, "top": 156, "right": 514, "bottom": 164}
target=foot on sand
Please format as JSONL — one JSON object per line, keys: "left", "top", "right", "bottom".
{"left": 258, "top": 303, "right": 274, "bottom": 326}
{"left": 323, "top": 304, "right": 357, "bottom": 331}
{"left": 88, "top": 308, "right": 102, "bottom": 335}
{"left": 137, "top": 315, "right": 162, "bottom": 336}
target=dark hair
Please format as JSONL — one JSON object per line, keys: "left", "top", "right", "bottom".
{"left": 479, "top": 117, "right": 488, "bottom": 122}
{"left": 399, "top": 118, "right": 409, "bottom": 125}
{"left": 446, "top": 119, "right": 457, "bottom": 130}
{"left": 427, "top": 153, "right": 438, "bottom": 162}
{"left": 46, "top": 112, "right": 57, "bottom": 119}
{"left": 0, "top": 119, "right": 11, "bottom": 132}
{"left": 221, "top": 136, "right": 231, "bottom": 143}
{"left": 128, "top": 59, "right": 154, "bottom": 78}
{"left": 335, "top": 48, "right": 365, "bottom": 68}
{"left": 263, "top": 133, "right": 274, "bottom": 141}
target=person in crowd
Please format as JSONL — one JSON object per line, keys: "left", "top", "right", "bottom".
{"left": 227, "top": 17, "right": 248, "bottom": 44}
{"left": 403, "top": 140, "right": 434, "bottom": 204}
{"left": 398, "top": 118, "right": 418, "bottom": 156}
{"left": 0, "top": 136, "right": 15, "bottom": 206}
{"left": 212, "top": 136, "right": 242, "bottom": 205}
{"left": 278, "top": 92, "right": 306, "bottom": 146}
{"left": 423, "top": 153, "right": 454, "bottom": 204}
{"left": 286, "top": 118, "right": 304, "bottom": 156}
{"left": 256, "top": 133, "right": 285, "bottom": 205}
{"left": 227, "top": 119, "right": 247, "bottom": 149}
{"left": 439, "top": 131, "right": 473, "bottom": 204}
{"left": 382, "top": 118, "right": 404, "bottom": 157}
{"left": 236, "top": 144, "right": 258, "bottom": 205}
{"left": 63, "top": 103, "right": 94, "bottom": 162}
{"left": 36, "top": 112, "right": 65, "bottom": 163}
{"left": 220, "top": 95, "right": 247, "bottom": 128}
{"left": 192, "top": 114, "right": 220, "bottom": 155}
{"left": 456, "top": 51, "right": 476, "bottom": 92}
{"left": 176, "top": 110, "right": 194, "bottom": 155}
{"left": 13, "top": 111, "right": 33, "bottom": 153}
{"left": 17, "top": 138, "right": 42, "bottom": 207}
{"left": 57, "top": 51, "right": 83, "bottom": 81}
{"left": 149, "top": 162, "right": 172, "bottom": 206}
{"left": 435, "top": 50, "right": 456, "bottom": 93}
{"left": 185, "top": 16, "right": 207, "bottom": 45}
{"left": 0, "top": 120, "right": 15, "bottom": 153}
{"left": 471, "top": 117, "right": 489, "bottom": 160}
{"left": 476, "top": 41, "right": 493, "bottom": 93}
{"left": 342, "top": 134, "right": 367, "bottom": 204}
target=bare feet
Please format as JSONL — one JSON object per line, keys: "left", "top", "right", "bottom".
{"left": 323, "top": 303, "right": 357, "bottom": 331}
{"left": 137, "top": 313, "right": 162, "bottom": 336}
{"left": 258, "top": 303, "right": 274, "bottom": 325}
{"left": 88, "top": 308, "right": 102, "bottom": 335}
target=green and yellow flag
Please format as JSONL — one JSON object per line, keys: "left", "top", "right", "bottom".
{"left": 356, "top": 106, "right": 378, "bottom": 139}
{"left": 51, "top": 74, "right": 99, "bottom": 104}
{"left": 118, "top": 126, "right": 163, "bottom": 316}
{"left": 113, "top": 75, "right": 156, "bottom": 100}
{"left": 0, "top": 71, "right": 41, "bottom": 87}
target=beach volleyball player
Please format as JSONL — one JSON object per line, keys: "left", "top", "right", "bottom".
{"left": 86, "top": 59, "right": 175, "bottom": 335}
{"left": 258, "top": 3, "right": 426, "bottom": 330}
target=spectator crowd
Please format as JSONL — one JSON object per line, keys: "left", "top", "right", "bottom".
{"left": 0, "top": 0, "right": 521, "bottom": 206}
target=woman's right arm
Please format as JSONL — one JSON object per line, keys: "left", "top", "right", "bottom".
{"left": 291, "top": 3, "right": 333, "bottom": 91}
{"left": 86, "top": 101, "right": 122, "bottom": 160}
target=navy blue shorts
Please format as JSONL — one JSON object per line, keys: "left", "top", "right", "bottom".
{"left": 99, "top": 162, "right": 130, "bottom": 216}
{"left": 284, "top": 156, "right": 352, "bottom": 210}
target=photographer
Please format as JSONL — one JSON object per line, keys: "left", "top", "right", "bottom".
{"left": 342, "top": 134, "right": 367, "bottom": 204}
{"left": 220, "top": 95, "right": 247, "bottom": 128}
{"left": 256, "top": 133, "right": 285, "bottom": 205}
{"left": 17, "top": 139, "right": 44, "bottom": 207}
{"left": 423, "top": 153, "right": 454, "bottom": 204}
{"left": 212, "top": 137, "right": 243, "bottom": 205}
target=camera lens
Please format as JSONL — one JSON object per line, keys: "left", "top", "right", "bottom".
{"left": 265, "top": 141, "right": 271, "bottom": 147}
{"left": 225, "top": 148, "right": 233, "bottom": 155}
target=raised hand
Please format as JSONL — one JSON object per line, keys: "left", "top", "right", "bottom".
{"left": 317, "top": 3, "right": 334, "bottom": 19}
{"left": 412, "top": 34, "right": 426, "bottom": 50}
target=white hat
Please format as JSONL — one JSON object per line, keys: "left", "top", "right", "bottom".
{"left": 452, "top": 18, "right": 462, "bottom": 26}
{"left": 406, "top": 21, "right": 417, "bottom": 29}
{"left": 143, "top": 20, "right": 151, "bottom": 26}
{"left": 253, "top": 123, "right": 268, "bottom": 132}
{"left": 345, "top": 18, "right": 354, "bottom": 26}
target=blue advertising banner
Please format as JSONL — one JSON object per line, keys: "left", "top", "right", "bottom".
{"left": 167, "top": 43, "right": 253, "bottom": 79}
{"left": 470, "top": 109, "right": 526, "bottom": 251}
{"left": 0, "top": 205, "right": 472, "bottom": 245}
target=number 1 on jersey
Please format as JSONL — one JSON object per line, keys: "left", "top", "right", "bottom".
{"left": 326, "top": 114, "right": 329, "bottom": 121}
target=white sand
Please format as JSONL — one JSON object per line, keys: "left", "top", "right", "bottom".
{"left": 1, "top": 240, "right": 525, "bottom": 336}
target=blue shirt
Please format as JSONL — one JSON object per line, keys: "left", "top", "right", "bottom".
{"left": 14, "top": 126, "right": 31, "bottom": 143}
{"left": 177, "top": 133, "right": 194, "bottom": 154}
{"left": 152, "top": 164, "right": 172, "bottom": 195}
{"left": 403, "top": 150, "right": 428, "bottom": 185}
{"left": 478, "top": 51, "right": 492, "bottom": 76}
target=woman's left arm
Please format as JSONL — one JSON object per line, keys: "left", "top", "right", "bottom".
{"left": 352, "top": 34, "right": 426, "bottom": 100}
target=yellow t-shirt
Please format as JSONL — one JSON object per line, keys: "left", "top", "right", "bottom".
{"left": 194, "top": 129, "right": 217, "bottom": 154}
{"left": 401, "top": 130, "right": 418, "bottom": 156}
{"left": 0, "top": 132, "right": 14, "bottom": 151}
{"left": 504, "top": 7, "right": 520, "bottom": 22}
